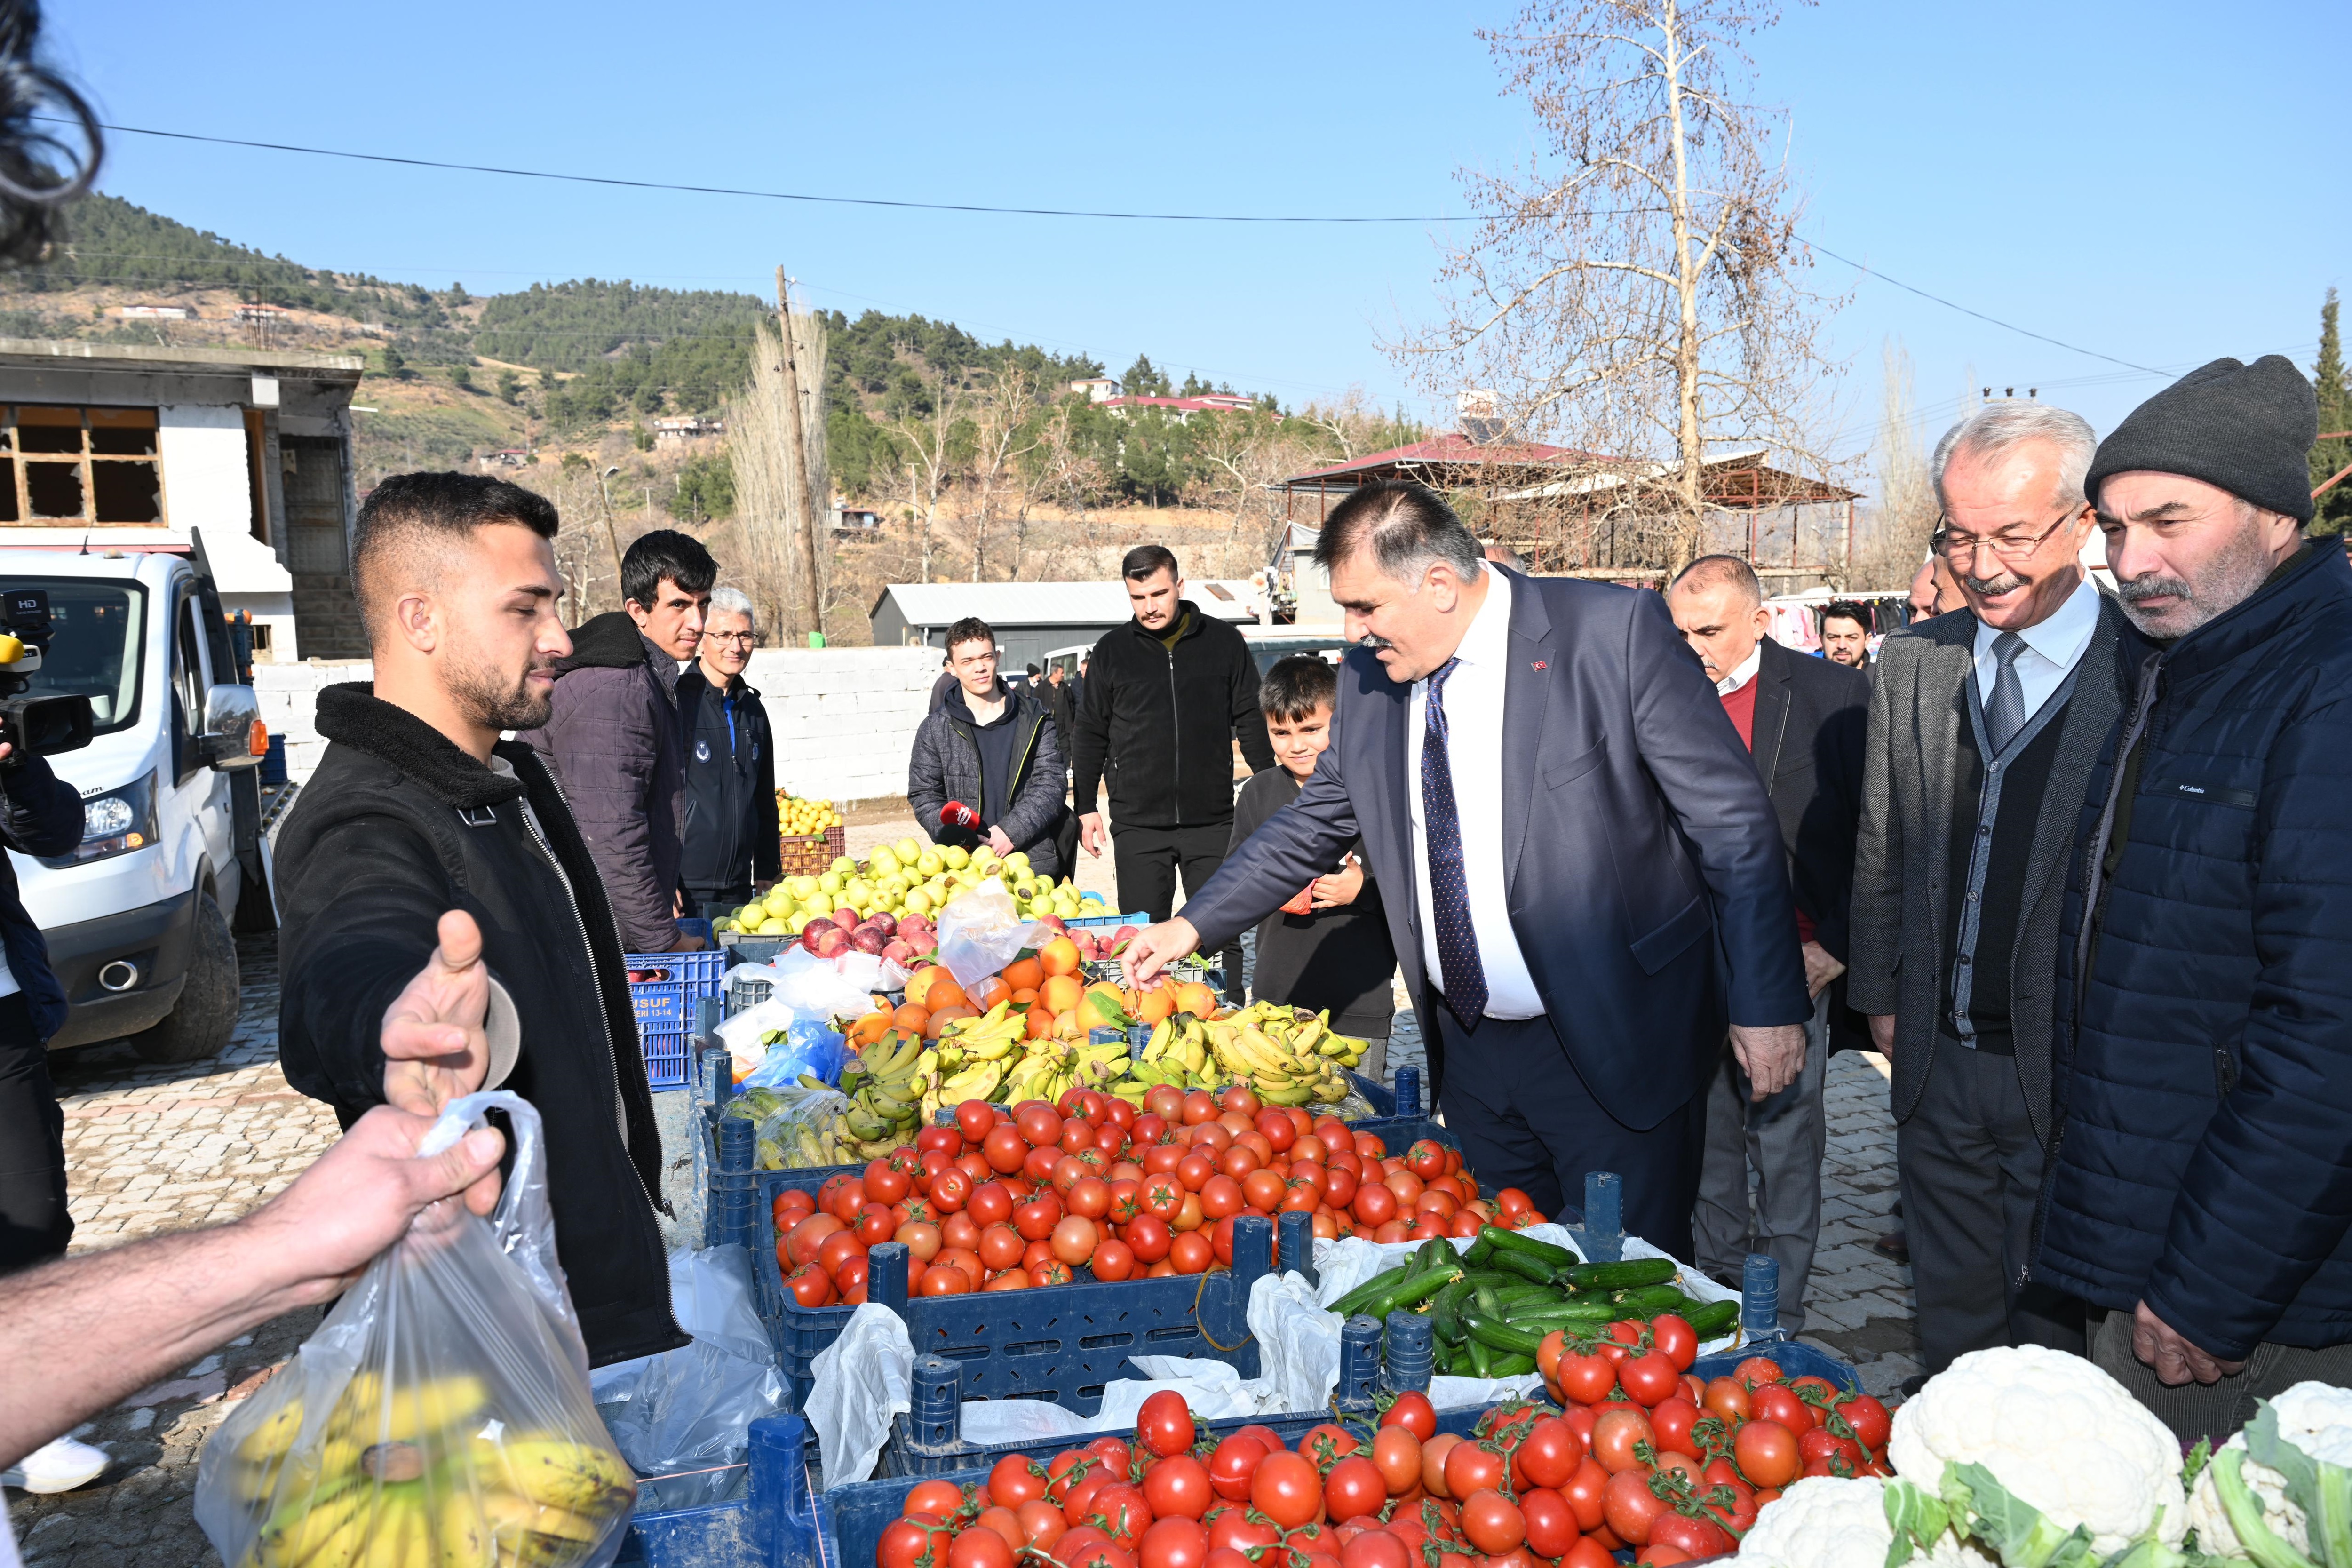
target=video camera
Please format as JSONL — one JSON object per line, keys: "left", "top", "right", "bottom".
{"left": 0, "top": 588, "right": 93, "bottom": 762}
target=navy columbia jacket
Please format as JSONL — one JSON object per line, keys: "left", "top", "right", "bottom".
{"left": 2037, "top": 542, "right": 2352, "bottom": 1360}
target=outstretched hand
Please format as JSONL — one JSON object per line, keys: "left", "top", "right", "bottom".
{"left": 380, "top": 910, "right": 493, "bottom": 1116}
{"left": 1123, "top": 917, "right": 1201, "bottom": 986}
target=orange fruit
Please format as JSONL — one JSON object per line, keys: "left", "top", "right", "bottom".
{"left": 1025, "top": 1005, "right": 1057, "bottom": 1040}
{"left": 1002, "top": 956, "right": 1045, "bottom": 992}
{"left": 1039, "top": 973, "right": 1083, "bottom": 1016}
{"left": 973, "top": 976, "right": 1012, "bottom": 1010}
{"left": 850, "top": 1011, "right": 893, "bottom": 1045}
{"left": 924, "top": 1004, "right": 977, "bottom": 1039}
{"left": 1174, "top": 981, "right": 1217, "bottom": 1019}
{"left": 1010, "top": 987, "right": 1039, "bottom": 1005}
{"left": 1038, "top": 937, "right": 1081, "bottom": 977}
{"left": 904, "top": 966, "right": 943, "bottom": 1008}
{"left": 1054, "top": 1008, "right": 1081, "bottom": 1040}
{"left": 924, "top": 974, "right": 970, "bottom": 1012}
{"left": 892, "top": 1002, "right": 930, "bottom": 1035}
{"left": 1134, "top": 987, "right": 1176, "bottom": 1025}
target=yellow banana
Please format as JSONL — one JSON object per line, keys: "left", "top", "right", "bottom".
{"left": 431, "top": 1491, "right": 497, "bottom": 1568}
{"left": 256, "top": 1482, "right": 367, "bottom": 1568}
{"left": 485, "top": 1438, "right": 636, "bottom": 1517}
{"left": 235, "top": 1395, "right": 307, "bottom": 1464}
{"left": 357, "top": 1490, "right": 427, "bottom": 1568}
{"left": 331, "top": 1375, "right": 488, "bottom": 1444}
{"left": 478, "top": 1488, "right": 604, "bottom": 1544}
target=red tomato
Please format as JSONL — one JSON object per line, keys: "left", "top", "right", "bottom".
{"left": 988, "top": 1455, "right": 1046, "bottom": 1508}
{"left": 1560, "top": 1456, "right": 1610, "bottom": 1532}
{"left": 1648, "top": 1313, "right": 1699, "bottom": 1372}
{"left": 785, "top": 1262, "right": 834, "bottom": 1308}
{"left": 1589, "top": 1407, "right": 1655, "bottom": 1475}
{"left": 1732, "top": 1355, "right": 1785, "bottom": 1388}
{"left": 1135, "top": 1389, "right": 1196, "bottom": 1458}
{"left": 1701, "top": 1376, "right": 1751, "bottom": 1423}
{"left": 1648, "top": 1396, "right": 1702, "bottom": 1460}
{"left": 1092, "top": 1239, "right": 1136, "bottom": 1281}
{"left": 1563, "top": 1537, "right": 1617, "bottom": 1568}
{"left": 1836, "top": 1392, "right": 1892, "bottom": 1454}
{"left": 1514, "top": 1415, "right": 1586, "bottom": 1489}
{"left": 1250, "top": 1452, "right": 1326, "bottom": 1528}
{"left": 1405, "top": 1139, "right": 1448, "bottom": 1179}
{"left": 1799, "top": 1426, "right": 1864, "bottom": 1470}
{"left": 1700, "top": 1480, "right": 1757, "bottom": 1536}
{"left": 879, "top": 1517, "right": 952, "bottom": 1568}
{"left": 1093, "top": 1483, "right": 1154, "bottom": 1550}
{"left": 1322, "top": 1457, "right": 1387, "bottom": 1523}
{"left": 929, "top": 1165, "right": 973, "bottom": 1215}
{"left": 1442, "top": 1440, "right": 1508, "bottom": 1500}
{"left": 1652, "top": 1511, "right": 1732, "bottom": 1558}
{"left": 1380, "top": 1390, "right": 1437, "bottom": 1441}
{"left": 948, "top": 1525, "right": 1016, "bottom": 1568}
{"left": 1019, "top": 1500, "right": 1070, "bottom": 1551}
{"left": 1518, "top": 1487, "right": 1578, "bottom": 1559}
{"left": 1052, "top": 1215, "right": 1099, "bottom": 1266}
{"left": 1555, "top": 1348, "right": 1619, "bottom": 1405}
{"left": 1459, "top": 1489, "right": 1526, "bottom": 1555}
{"left": 1137, "top": 1516, "right": 1208, "bottom": 1568}
{"left": 1618, "top": 1351, "right": 1681, "bottom": 1408}
{"left": 1207, "top": 1434, "right": 1268, "bottom": 1503}
{"left": 1733, "top": 1419, "right": 1801, "bottom": 1490}
{"left": 1124, "top": 1215, "right": 1173, "bottom": 1264}
{"left": 1751, "top": 1383, "right": 1813, "bottom": 1433}
{"left": 1420, "top": 1432, "right": 1462, "bottom": 1497}
{"left": 1338, "top": 1533, "right": 1410, "bottom": 1568}
{"left": 1602, "top": 1468, "right": 1664, "bottom": 1546}
{"left": 1370, "top": 1425, "right": 1422, "bottom": 1496}
{"left": 1143, "top": 1454, "right": 1213, "bottom": 1521}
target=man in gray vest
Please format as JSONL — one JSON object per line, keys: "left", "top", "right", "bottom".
{"left": 1848, "top": 403, "right": 2128, "bottom": 1381}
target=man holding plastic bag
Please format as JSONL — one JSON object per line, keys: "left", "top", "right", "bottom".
{"left": 276, "top": 472, "right": 686, "bottom": 1369}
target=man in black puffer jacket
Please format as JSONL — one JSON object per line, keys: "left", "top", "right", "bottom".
{"left": 1071, "top": 546, "right": 1274, "bottom": 997}
{"left": 277, "top": 473, "right": 684, "bottom": 1369}
{"left": 2038, "top": 356, "right": 2352, "bottom": 1440}
{"left": 908, "top": 617, "right": 1065, "bottom": 876}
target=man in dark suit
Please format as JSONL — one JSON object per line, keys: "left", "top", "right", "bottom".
{"left": 1127, "top": 481, "right": 1810, "bottom": 1257}
{"left": 1849, "top": 403, "right": 2126, "bottom": 1380}
{"left": 1669, "top": 557, "right": 1868, "bottom": 1331}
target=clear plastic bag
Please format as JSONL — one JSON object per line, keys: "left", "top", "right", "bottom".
{"left": 751, "top": 1082, "right": 856, "bottom": 1169}
{"left": 196, "top": 1092, "right": 637, "bottom": 1568}
{"left": 934, "top": 878, "right": 1046, "bottom": 989}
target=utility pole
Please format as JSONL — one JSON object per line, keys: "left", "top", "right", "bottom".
{"left": 594, "top": 464, "right": 625, "bottom": 610}
{"left": 774, "top": 265, "right": 823, "bottom": 645}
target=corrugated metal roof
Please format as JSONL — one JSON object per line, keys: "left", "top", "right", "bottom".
{"left": 873, "top": 580, "right": 1261, "bottom": 628}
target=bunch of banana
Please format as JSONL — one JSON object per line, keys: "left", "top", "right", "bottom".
{"left": 225, "top": 1372, "right": 633, "bottom": 1568}
{"left": 835, "top": 1028, "right": 935, "bottom": 1149}
{"left": 1202, "top": 1004, "right": 1362, "bottom": 1106}
{"left": 1128, "top": 1013, "right": 1232, "bottom": 1093}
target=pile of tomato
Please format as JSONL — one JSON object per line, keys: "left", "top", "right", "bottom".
{"left": 772, "top": 1084, "right": 1541, "bottom": 1308}
{"left": 872, "top": 1345, "right": 1889, "bottom": 1568}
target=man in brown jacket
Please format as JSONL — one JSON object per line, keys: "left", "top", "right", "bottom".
{"left": 523, "top": 529, "right": 715, "bottom": 954}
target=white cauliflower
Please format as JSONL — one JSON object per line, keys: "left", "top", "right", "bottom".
{"left": 1887, "top": 1345, "right": 2187, "bottom": 1557}
{"left": 1736, "top": 1477, "right": 1993, "bottom": 1568}
{"left": 2185, "top": 1380, "right": 2352, "bottom": 1557}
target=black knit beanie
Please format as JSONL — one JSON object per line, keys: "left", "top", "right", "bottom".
{"left": 2085, "top": 355, "right": 2318, "bottom": 522}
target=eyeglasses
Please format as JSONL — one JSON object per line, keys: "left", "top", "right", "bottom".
{"left": 704, "top": 631, "right": 756, "bottom": 647}
{"left": 1931, "top": 503, "right": 2083, "bottom": 564}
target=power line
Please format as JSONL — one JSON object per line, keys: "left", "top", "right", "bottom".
{"left": 1801, "top": 238, "right": 2163, "bottom": 375}
{"left": 67, "top": 118, "right": 1458, "bottom": 225}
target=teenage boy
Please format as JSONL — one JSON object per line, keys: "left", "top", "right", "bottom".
{"left": 1227, "top": 656, "right": 1397, "bottom": 1080}
{"left": 908, "top": 617, "right": 1067, "bottom": 875}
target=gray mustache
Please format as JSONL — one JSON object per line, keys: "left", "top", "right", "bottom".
{"left": 2115, "top": 573, "right": 2191, "bottom": 604}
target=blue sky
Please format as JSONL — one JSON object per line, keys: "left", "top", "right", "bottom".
{"left": 48, "top": 0, "right": 2351, "bottom": 479}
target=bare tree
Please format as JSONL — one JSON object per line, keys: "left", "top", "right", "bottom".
{"left": 1849, "top": 339, "right": 1941, "bottom": 590}
{"left": 725, "top": 315, "right": 807, "bottom": 638}
{"left": 885, "top": 372, "right": 965, "bottom": 583}
{"left": 966, "top": 365, "right": 1043, "bottom": 581}
{"left": 1397, "top": 0, "right": 1845, "bottom": 570}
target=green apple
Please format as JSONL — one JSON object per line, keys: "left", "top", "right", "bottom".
{"left": 789, "top": 875, "right": 818, "bottom": 899}
{"left": 870, "top": 847, "right": 899, "bottom": 876}
{"left": 784, "top": 911, "right": 811, "bottom": 934}
{"left": 916, "top": 851, "right": 943, "bottom": 877}
{"left": 804, "top": 892, "right": 834, "bottom": 916}
{"left": 895, "top": 836, "right": 922, "bottom": 864}
{"left": 829, "top": 855, "right": 856, "bottom": 875}
{"left": 817, "top": 872, "right": 842, "bottom": 895}
{"left": 1004, "top": 852, "right": 1031, "bottom": 874}
{"left": 943, "top": 845, "right": 970, "bottom": 870}
{"left": 758, "top": 916, "right": 787, "bottom": 935}
{"left": 904, "top": 888, "right": 934, "bottom": 916}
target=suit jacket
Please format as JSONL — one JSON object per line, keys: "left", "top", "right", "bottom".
{"left": 1748, "top": 638, "right": 1871, "bottom": 963}
{"left": 1845, "top": 595, "right": 2128, "bottom": 1146}
{"left": 1178, "top": 569, "right": 1810, "bottom": 1128}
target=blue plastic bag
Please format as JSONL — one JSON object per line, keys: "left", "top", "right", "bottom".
{"left": 739, "top": 1019, "right": 850, "bottom": 1089}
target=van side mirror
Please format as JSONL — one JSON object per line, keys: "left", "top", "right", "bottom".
{"left": 199, "top": 684, "right": 265, "bottom": 770}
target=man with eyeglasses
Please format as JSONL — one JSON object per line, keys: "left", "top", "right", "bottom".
{"left": 676, "top": 586, "right": 779, "bottom": 914}
{"left": 1848, "top": 402, "right": 2129, "bottom": 1385}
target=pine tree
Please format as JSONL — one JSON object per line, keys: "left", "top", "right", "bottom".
{"left": 2312, "top": 288, "right": 2352, "bottom": 535}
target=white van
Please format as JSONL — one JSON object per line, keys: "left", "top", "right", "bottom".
{"left": 0, "top": 537, "right": 267, "bottom": 1063}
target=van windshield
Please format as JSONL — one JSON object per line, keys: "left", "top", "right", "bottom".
{"left": 0, "top": 577, "right": 145, "bottom": 734}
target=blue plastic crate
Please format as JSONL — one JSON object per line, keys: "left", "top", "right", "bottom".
{"left": 628, "top": 949, "right": 729, "bottom": 1090}
{"left": 614, "top": 1413, "right": 818, "bottom": 1568}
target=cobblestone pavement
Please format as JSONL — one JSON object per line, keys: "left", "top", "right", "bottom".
{"left": 4, "top": 832, "right": 1919, "bottom": 1560}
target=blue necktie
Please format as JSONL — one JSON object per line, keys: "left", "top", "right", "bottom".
{"left": 1422, "top": 657, "right": 1488, "bottom": 1028}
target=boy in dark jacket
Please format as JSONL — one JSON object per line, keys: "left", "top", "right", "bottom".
{"left": 1228, "top": 656, "right": 1395, "bottom": 1080}
{"left": 908, "top": 617, "right": 1065, "bottom": 876}
{"left": 676, "top": 586, "right": 779, "bottom": 910}
{"left": 521, "top": 529, "right": 714, "bottom": 955}
{"left": 1071, "top": 546, "right": 1274, "bottom": 1000}
{"left": 2041, "top": 356, "right": 2352, "bottom": 1438}
{"left": 275, "top": 472, "right": 683, "bottom": 1369}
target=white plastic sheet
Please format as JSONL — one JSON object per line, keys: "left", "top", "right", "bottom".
{"left": 958, "top": 1360, "right": 1280, "bottom": 1449}
{"left": 804, "top": 1303, "right": 914, "bottom": 1486}
{"left": 591, "top": 1247, "right": 786, "bottom": 1508}
{"left": 934, "top": 879, "right": 1047, "bottom": 990}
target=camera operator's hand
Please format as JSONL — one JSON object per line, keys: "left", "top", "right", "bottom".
{"left": 380, "top": 910, "right": 493, "bottom": 1116}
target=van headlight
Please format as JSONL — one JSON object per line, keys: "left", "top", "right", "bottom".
{"left": 46, "top": 771, "right": 158, "bottom": 866}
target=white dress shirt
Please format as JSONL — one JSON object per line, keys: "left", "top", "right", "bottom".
{"left": 1715, "top": 643, "right": 1763, "bottom": 697}
{"left": 1403, "top": 569, "right": 1544, "bottom": 1019}
{"left": 1972, "top": 576, "right": 2100, "bottom": 723}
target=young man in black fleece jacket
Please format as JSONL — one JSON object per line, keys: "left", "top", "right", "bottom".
{"left": 1071, "top": 546, "right": 1275, "bottom": 999}
{"left": 275, "top": 472, "right": 684, "bottom": 1369}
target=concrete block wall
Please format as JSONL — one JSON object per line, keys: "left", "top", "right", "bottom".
{"left": 259, "top": 645, "right": 938, "bottom": 805}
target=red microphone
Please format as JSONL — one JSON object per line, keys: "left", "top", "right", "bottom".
{"left": 940, "top": 800, "right": 979, "bottom": 831}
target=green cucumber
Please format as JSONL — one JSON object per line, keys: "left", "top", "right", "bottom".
{"left": 1491, "top": 1283, "right": 1558, "bottom": 1307}
{"left": 1482, "top": 1227, "right": 1579, "bottom": 1270}
{"left": 1611, "top": 1282, "right": 1695, "bottom": 1313}
{"left": 1685, "top": 1299, "right": 1740, "bottom": 1339}
{"left": 1560, "top": 1257, "right": 1678, "bottom": 1292}
{"left": 1327, "top": 1264, "right": 1410, "bottom": 1317}
{"left": 1487, "top": 1352, "right": 1537, "bottom": 1378}
{"left": 1432, "top": 1278, "right": 1475, "bottom": 1345}
{"left": 1466, "top": 1335, "right": 1493, "bottom": 1378}
{"left": 1502, "top": 1299, "right": 1621, "bottom": 1326}
{"left": 1463, "top": 1233, "right": 1496, "bottom": 1267}
{"left": 1472, "top": 1281, "right": 1504, "bottom": 1318}
{"left": 1461, "top": 1311, "right": 1548, "bottom": 1357}
{"left": 1490, "top": 1249, "right": 1558, "bottom": 1285}
{"left": 1363, "top": 1260, "right": 1462, "bottom": 1320}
